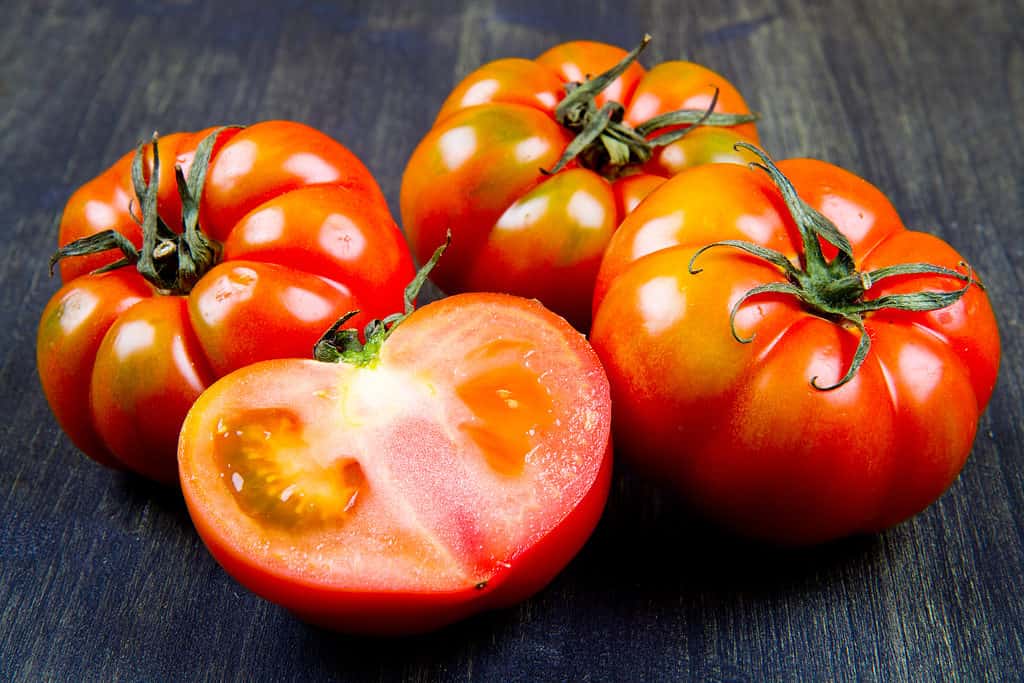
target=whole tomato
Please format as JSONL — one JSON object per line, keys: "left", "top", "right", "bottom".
{"left": 590, "top": 144, "right": 1000, "bottom": 544}
{"left": 38, "top": 121, "right": 415, "bottom": 483}
{"left": 178, "top": 244, "right": 612, "bottom": 634}
{"left": 401, "top": 35, "right": 759, "bottom": 330}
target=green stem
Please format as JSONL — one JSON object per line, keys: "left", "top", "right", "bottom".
{"left": 544, "top": 35, "right": 759, "bottom": 177}
{"left": 690, "top": 144, "right": 981, "bottom": 390}
{"left": 313, "top": 231, "right": 451, "bottom": 367}
{"left": 50, "top": 127, "right": 237, "bottom": 294}
{"left": 811, "top": 315, "right": 870, "bottom": 391}
{"left": 48, "top": 230, "right": 139, "bottom": 276}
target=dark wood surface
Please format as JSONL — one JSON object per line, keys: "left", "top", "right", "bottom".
{"left": 3, "top": 1, "right": 1023, "bottom": 680}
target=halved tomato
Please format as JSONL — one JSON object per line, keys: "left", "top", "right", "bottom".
{"left": 178, "top": 292, "right": 612, "bottom": 634}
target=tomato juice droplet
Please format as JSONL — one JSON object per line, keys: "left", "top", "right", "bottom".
{"left": 455, "top": 343, "right": 554, "bottom": 475}
{"left": 214, "top": 408, "right": 365, "bottom": 529}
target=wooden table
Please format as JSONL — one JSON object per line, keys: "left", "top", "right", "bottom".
{"left": 3, "top": 1, "right": 1022, "bottom": 679}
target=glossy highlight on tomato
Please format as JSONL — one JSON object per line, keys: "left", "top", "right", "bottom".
{"left": 38, "top": 121, "right": 415, "bottom": 483}
{"left": 590, "top": 153, "right": 1000, "bottom": 544}
{"left": 401, "top": 37, "right": 759, "bottom": 330}
{"left": 178, "top": 293, "right": 612, "bottom": 634}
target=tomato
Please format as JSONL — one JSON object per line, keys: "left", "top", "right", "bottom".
{"left": 178, "top": 289, "right": 612, "bottom": 634}
{"left": 401, "top": 36, "right": 759, "bottom": 330}
{"left": 590, "top": 146, "right": 1000, "bottom": 544}
{"left": 38, "top": 121, "right": 415, "bottom": 483}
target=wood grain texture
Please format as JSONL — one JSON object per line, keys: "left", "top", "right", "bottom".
{"left": 1, "top": 0, "right": 1022, "bottom": 680}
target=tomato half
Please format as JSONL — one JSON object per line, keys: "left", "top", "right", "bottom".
{"left": 178, "top": 293, "right": 612, "bottom": 634}
{"left": 38, "top": 121, "right": 415, "bottom": 483}
{"left": 401, "top": 36, "right": 759, "bottom": 330}
{"left": 590, "top": 149, "right": 1000, "bottom": 544}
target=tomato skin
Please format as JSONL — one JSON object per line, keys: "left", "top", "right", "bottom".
{"left": 590, "top": 159, "right": 1000, "bottom": 544}
{"left": 463, "top": 168, "right": 618, "bottom": 330}
{"left": 40, "top": 122, "right": 414, "bottom": 482}
{"left": 622, "top": 60, "right": 759, "bottom": 143}
{"left": 201, "top": 121, "right": 387, "bottom": 241}
{"left": 55, "top": 129, "right": 241, "bottom": 282}
{"left": 402, "top": 39, "right": 757, "bottom": 330}
{"left": 179, "top": 293, "right": 612, "bottom": 634}
{"left": 534, "top": 40, "right": 647, "bottom": 107}
{"left": 434, "top": 58, "right": 564, "bottom": 123}
{"left": 57, "top": 156, "right": 140, "bottom": 282}
{"left": 37, "top": 270, "right": 152, "bottom": 469}
{"left": 592, "top": 163, "right": 796, "bottom": 312}
{"left": 401, "top": 104, "right": 570, "bottom": 299}
{"left": 222, "top": 184, "right": 411, "bottom": 308}
{"left": 186, "top": 261, "right": 363, "bottom": 378}
{"left": 188, "top": 434, "right": 613, "bottom": 635}
{"left": 90, "top": 296, "right": 214, "bottom": 483}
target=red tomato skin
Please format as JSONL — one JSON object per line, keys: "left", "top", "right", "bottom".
{"left": 55, "top": 130, "right": 238, "bottom": 282}
{"left": 222, "top": 184, "right": 415, "bottom": 309}
{"left": 859, "top": 229, "right": 1000, "bottom": 406}
{"left": 89, "top": 296, "right": 215, "bottom": 483}
{"left": 200, "top": 121, "right": 387, "bottom": 240}
{"left": 186, "top": 260, "right": 364, "bottom": 378}
{"left": 590, "top": 159, "right": 1000, "bottom": 544}
{"left": 593, "top": 163, "right": 798, "bottom": 313}
{"left": 462, "top": 168, "right": 618, "bottom": 330}
{"left": 37, "top": 270, "right": 152, "bottom": 468}
{"left": 179, "top": 293, "right": 613, "bottom": 634}
{"left": 534, "top": 40, "right": 647, "bottom": 108}
{"left": 434, "top": 58, "right": 564, "bottom": 123}
{"left": 479, "top": 435, "right": 612, "bottom": 612}
{"left": 57, "top": 156, "right": 140, "bottom": 282}
{"left": 41, "top": 122, "right": 410, "bottom": 482}
{"left": 857, "top": 324, "right": 981, "bottom": 530}
{"left": 402, "top": 40, "right": 757, "bottom": 330}
{"left": 156, "top": 126, "right": 242, "bottom": 234}
{"left": 401, "top": 104, "right": 571, "bottom": 297}
{"left": 610, "top": 173, "right": 665, "bottom": 216}
{"left": 622, "top": 60, "right": 759, "bottom": 143}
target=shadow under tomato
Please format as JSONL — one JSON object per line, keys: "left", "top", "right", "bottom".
{"left": 110, "top": 469, "right": 194, "bottom": 534}
{"left": 570, "top": 462, "right": 888, "bottom": 600}
{"left": 299, "top": 607, "right": 522, "bottom": 679}
{"left": 296, "top": 465, "right": 890, "bottom": 680}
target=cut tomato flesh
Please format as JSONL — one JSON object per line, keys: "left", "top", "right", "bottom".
{"left": 456, "top": 351, "right": 555, "bottom": 476}
{"left": 214, "top": 407, "right": 365, "bottom": 529}
{"left": 179, "top": 294, "right": 612, "bottom": 609}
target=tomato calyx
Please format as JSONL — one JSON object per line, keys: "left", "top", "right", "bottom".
{"left": 689, "top": 143, "right": 979, "bottom": 390}
{"left": 49, "top": 127, "right": 237, "bottom": 294}
{"left": 314, "top": 231, "right": 451, "bottom": 367}
{"left": 545, "top": 35, "right": 758, "bottom": 178}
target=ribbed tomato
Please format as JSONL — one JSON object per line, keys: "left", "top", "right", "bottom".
{"left": 401, "top": 36, "right": 759, "bottom": 330}
{"left": 38, "top": 121, "right": 415, "bottom": 483}
{"left": 590, "top": 145, "right": 1000, "bottom": 544}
